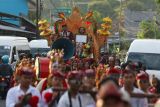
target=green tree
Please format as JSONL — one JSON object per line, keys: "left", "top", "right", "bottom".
{"left": 88, "top": 0, "right": 120, "bottom": 21}
{"left": 28, "top": 11, "right": 36, "bottom": 22}
{"left": 92, "top": 11, "right": 102, "bottom": 23}
{"left": 127, "top": 0, "right": 156, "bottom": 11}
{"left": 127, "top": 1, "right": 146, "bottom": 11}
{"left": 155, "top": 0, "right": 160, "bottom": 17}
{"left": 137, "top": 20, "right": 160, "bottom": 39}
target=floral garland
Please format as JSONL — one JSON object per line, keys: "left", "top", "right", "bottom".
{"left": 44, "top": 92, "right": 53, "bottom": 103}
{"left": 81, "top": 43, "right": 92, "bottom": 58}
{"left": 18, "top": 94, "right": 39, "bottom": 107}
{"left": 47, "top": 49, "right": 64, "bottom": 63}
{"left": 97, "top": 17, "right": 112, "bottom": 36}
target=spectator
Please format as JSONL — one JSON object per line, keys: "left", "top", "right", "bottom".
{"left": 115, "top": 58, "right": 121, "bottom": 66}
{"left": 136, "top": 71, "right": 149, "bottom": 93}
{"left": 105, "top": 56, "right": 121, "bottom": 81}
{"left": 41, "top": 71, "right": 64, "bottom": 107}
{"left": 0, "top": 55, "right": 2, "bottom": 64}
{"left": 81, "top": 69, "right": 96, "bottom": 107}
{"left": 6, "top": 67, "right": 41, "bottom": 107}
{"left": 59, "top": 24, "right": 74, "bottom": 41}
{"left": 150, "top": 75, "right": 160, "bottom": 94}
{"left": 97, "top": 77, "right": 131, "bottom": 107}
{"left": 0, "top": 55, "right": 13, "bottom": 76}
{"left": 120, "top": 70, "right": 148, "bottom": 107}
{"left": 36, "top": 62, "right": 63, "bottom": 93}
{"left": 11, "top": 53, "right": 27, "bottom": 71}
{"left": 57, "top": 71, "right": 84, "bottom": 107}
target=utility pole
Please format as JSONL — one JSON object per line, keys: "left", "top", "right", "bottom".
{"left": 71, "top": 0, "right": 75, "bottom": 7}
{"left": 153, "top": 16, "right": 157, "bottom": 39}
{"left": 39, "top": 0, "right": 42, "bottom": 19}
{"left": 118, "top": 0, "right": 122, "bottom": 50}
{"left": 36, "top": 0, "right": 39, "bottom": 38}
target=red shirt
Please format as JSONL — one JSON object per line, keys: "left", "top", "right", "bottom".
{"left": 106, "top": 67, "right": 121, "bottom": 75}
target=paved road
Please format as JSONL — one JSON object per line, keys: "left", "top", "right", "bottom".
{"left": 0, "top": 99, "right": 5, "bottom": 107}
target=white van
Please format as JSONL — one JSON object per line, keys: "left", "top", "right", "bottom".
{"left": 29, "top": 39, "right": 50, "bottom": 57}
{"left": 0, "top": 36, "right": 30, "bottom": 64}
{"left": 125, "top": 39, "right": 160, "bottom": 78}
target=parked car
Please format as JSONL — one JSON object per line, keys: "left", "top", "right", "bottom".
{"left": 0, "top": 36, "right": 30, "bottom": 64}
{"left": 125, "top": 39, "right": 160, "bottom": 79}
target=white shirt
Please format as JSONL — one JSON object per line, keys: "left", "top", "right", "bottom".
{"left": 36, "top": 78, "right": 47, "bottom": 92}
{"left": 6, "top": 84, "right": 41, "bottom": 107}
{"left": 60, "top": 31, "right": 71, "bottom": 38}
{"left": 81, "top": 94, "right": 96, "bottom": 107}
{"left": 41, "top": 88, "right": 59, "bottom": 107}
{"left": 121, "top": 87, "right": 148, "bottom": 107}
{"left": 58, "top": 91, "right": 94, "bottom": 107}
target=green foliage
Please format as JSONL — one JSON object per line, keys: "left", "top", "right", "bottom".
{"left": 107, "top": 0, "right": 120, "bottom": 8}
{"left": 92, "top": 11, "right": 102, "bottom": 23}
{"left": 155, "top": 0, "right": 160, "bottom": 16}
{"left": 137, "top": 20, "right": 160, "bottom": 39}
{"left": 120, "top": 39, "right": 131, "bottom": 51}
{"left": 88, "top": 0, "right": 120, "bottom": 22}
{"left": 156, "top": 0, "right": 160, "bottom": 4}
{"left": 127, "top": 1, "right": 146, "bottom": 11}
{"left": 28, "top": 11, "right": 36, "bottom": 22}
{"left": 127, "top": 0, "right": 156, "bottom": 11}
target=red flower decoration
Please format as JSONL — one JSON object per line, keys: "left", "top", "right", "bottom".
{"left": 106, "top": 68, "right": 121, "bottom": 75}
{"left": 66, "top": 60, "right": 71, "bottom": 65}
{"left": 18, "top": 95, "right": 24, "bottom": 101}
{"left": 148, "top": 87, "right": 157, "bottom": 93}
{"left": 136, "top": 71, "right": 149, "bottom": 80}
{"left": 44, "top": 92, "right": 53, "bottom": 103}
{"left": 29, "top": 96, "right": 39, "bottom": 107}
{"left": 85, "top": 21, "right": 92, "bottom": 26}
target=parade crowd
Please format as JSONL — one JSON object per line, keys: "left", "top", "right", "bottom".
{"left": 0, "top": 25, "right": 159, "bottom": 107}
{"left": 0, "top": 52, "right": 160, "bottom": 107}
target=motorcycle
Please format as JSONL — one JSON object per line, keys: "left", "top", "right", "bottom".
{"left": 0, "top": 75, "right": 11, "bottom": 99}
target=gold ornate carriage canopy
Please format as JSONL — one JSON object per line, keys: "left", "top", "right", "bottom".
{"left": 39, "top": 7, "right": 112, "bottom": 61}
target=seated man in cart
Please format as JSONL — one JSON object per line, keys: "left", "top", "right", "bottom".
{"left": 59, "top": 24, "right": 74, "bottom": 41}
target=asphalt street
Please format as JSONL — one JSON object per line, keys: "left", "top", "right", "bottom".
{"left": 0, "top": 99, "right": 5, "bottom": 107}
